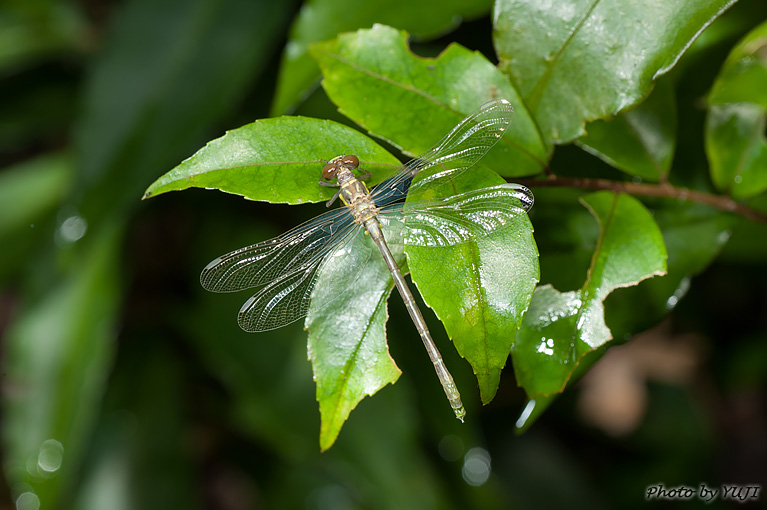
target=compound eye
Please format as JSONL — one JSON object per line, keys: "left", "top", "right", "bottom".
{"left": 321, "top": 163, "right": 337, "bottom": 180}
{"left": 342, "top": 155, "right": 359, "bottom": 169}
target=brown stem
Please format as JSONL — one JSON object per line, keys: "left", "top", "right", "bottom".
{"left": 514, "top": 176, "right": 767, "bottom": 223}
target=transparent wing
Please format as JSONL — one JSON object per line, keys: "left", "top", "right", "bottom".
{"left": 237, "top": 261, "right": 323, "bottom": 332}
{"left": 379, "top": 184, "right": 534, "bottom": 247}
{"left": 237, "top": 227, "right": 373, "bottom": 332}
{"left": 200, "top": 207, "right": 356, "bottom": 293}
{"left": 370, "top": 98, "right": 514, "bottom": 208}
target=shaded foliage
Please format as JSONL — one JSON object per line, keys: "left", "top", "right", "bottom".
{"left": 1, "top": 0, "right": 766, "bottom": 508}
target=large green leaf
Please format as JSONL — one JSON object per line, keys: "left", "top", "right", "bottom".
{"left": 514, "top": 194, "right": 733, "bottom": 432}
{"left": 494, "top": 0, "right": 736, "bottom": 144}
{"left": 182, "top": 222, "right": 460, "bottom": 502}
{"left": 512, "top": 192, "right": 667, "bottom": 396}
{"left": 143, "top": 116, "right": 401, "bottom": 204}
{"left": 605, "top": 200, "right": 735, "bottom": 338}
{"left": 706, "top": 20, "right": 767, "bottom": 199}
{"left": 309, "top": 24, "right": 548, "bottom": 177}
{"left": 306, "top": 223, "right": 404, "bottom": 451}
{"left": 576, "top": 78, "right": 677, "bottom": 182}
{"left": 406, "top": 168, "right": 539, "bottom": 404}
{"left": 271, "top": 0, "right": 492, "bottom": 115}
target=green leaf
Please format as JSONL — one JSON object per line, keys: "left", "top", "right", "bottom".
{"left": 528, "top": 187, "right": 600, "bottom": 293}
{"left": 406, "top": 168, "right": 539, "bottom": 403}
{"left": 708, "top": 20, "right": 767, "bottom": 108}
{"left": 516, "top": 196, "right": 732, "bottom": 431}
{"left": 306, "top": 226, "right": 403, "bottom": 451}
{"left": 706, "top": 21, "right": 767, "bottom": 199}
{"left": 512, "top": 192, "right": 667, "bottom": 396}
{"left": 143, "top": 116, "right": 402, "bottom": 204}
{"left": 605, "top": 200, "right": 735, "bottom": 338}
{"left": 576, "top": 78, "right": 677, "bottom": 181}
{"left": 513, "top": 344, "right": 606, "bottom": 434}
{"left": 706, "top": 104, "right": 767, "bottom": 199}
{"left": 309, "top": 24, "right": 548, "bottom": 177}
{"left": 271, "top": 0, "right": 492, "bottom": 115}
{"left": 1, "top": 223, "right": 121, "bottom": 509}
{"left": 494, "top": 0, "right": 736, "bottom": 144}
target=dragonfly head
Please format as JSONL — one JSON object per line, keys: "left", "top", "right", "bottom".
{"left": 321, "top": 155, "right": 359, "bottom": 180}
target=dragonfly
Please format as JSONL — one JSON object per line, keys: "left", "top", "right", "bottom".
{"left": 200, "top": 99, "right": 534, "bottom": 421}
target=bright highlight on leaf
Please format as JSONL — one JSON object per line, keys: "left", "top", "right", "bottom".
{"left": 512, "top": 192, "right": 667, "bottom": 397}
{"left": 5, "top": 0, "right": 765, "bottom": 502}
{"left": 160, "top": 97, "right": 538, "bottom": 449}
{"left": 307, "top": 225, "right": 404, "bottom": 451}
{"left": 137, "top": 2, "right": 745, "bottom": 451}
{"left": 143, "top": 117, "right": 401, "bottom": 204}
{"left": 309, "top": 24, "right": 548, "bottom": 176}
{"left": 494, "top": 0, "right": 737, "bottom": 144}
{"left": 271, "top": 0, "right": 493, "bottom": 115}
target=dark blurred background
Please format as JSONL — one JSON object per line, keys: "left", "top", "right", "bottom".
{"left": 1, "top": 0, "right": 766, "bottom": 509}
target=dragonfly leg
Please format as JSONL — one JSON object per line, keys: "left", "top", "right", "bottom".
{"left": 318, "top": 180, "right": 342, "bottom": 207}
{"left": 324, "top": 187, "right": 343, "bottom": 208}
{"left": 356, "top": 168, "right": 371, "bottom": 181}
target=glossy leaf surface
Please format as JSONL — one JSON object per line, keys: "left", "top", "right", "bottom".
{"left": 512, "top": 192, "right": 667, "bottom": 396}
{"left": 143, "top": 117, "right": 401, "bottom": 204}
{"left": 605, "top": 200, "right": 735, "bottom": 338}
{"left": 309, "top": 25, "right": 548, "bottom": 177}
{"left": 708, "top": 20, "right": 767, "bottom": 108}
{"left": 306, "top": 220, "right": 403, "bottom": 451}
{"left": 406, "top": 168, "right": 539, "bottom": 403}
{"left": 515, "top": 192, "right": 734, "bottom": 432}
{"left": 271, "top": 0, "right": 492, "bottom": 115}
{"left": 494, "top": 0, "right": 735, "bottom": 144}
{"left": 706, "top": 20, "right": 767, "bottom": 199}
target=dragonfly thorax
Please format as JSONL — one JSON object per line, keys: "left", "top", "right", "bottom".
{"left": 321, "top": 155, "right": 378, "bottom": 223}
{"left": 336, "top": 167, "right": 377, "bottom": 224}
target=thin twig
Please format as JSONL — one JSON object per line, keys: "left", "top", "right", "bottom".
{"left": 513, "top": 175, "right": 767, "bottom": 223}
